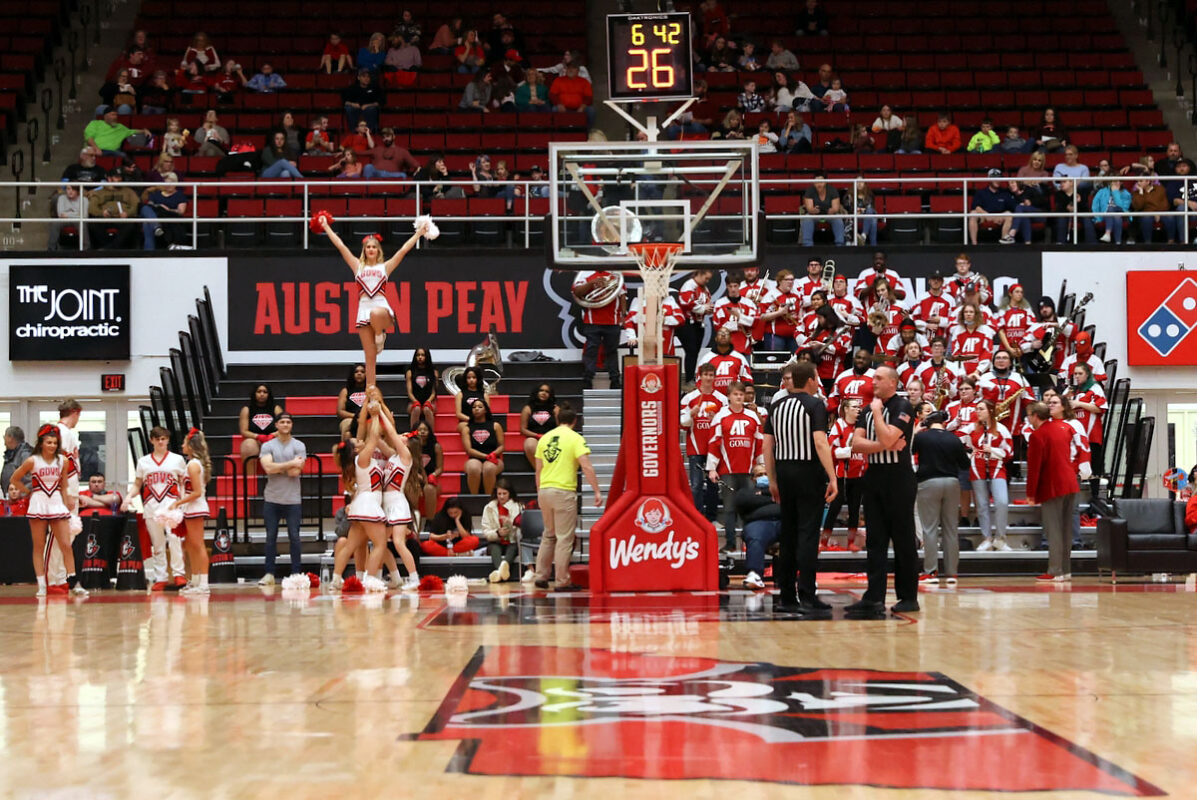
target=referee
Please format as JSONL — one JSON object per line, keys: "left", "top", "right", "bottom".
{"left": 762, "top": 361, "right": 838, "bottom": 615}
{"left": 847, "top": 365, "right": 921, "bottom": 614}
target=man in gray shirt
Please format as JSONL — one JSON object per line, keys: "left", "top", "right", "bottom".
{"left": 258, "top": 413, "right": 306, "bottom": 585}
{"left": 3, "top": 427, "right": 33, "bottom": 494}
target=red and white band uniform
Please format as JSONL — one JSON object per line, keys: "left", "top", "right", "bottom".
{"left": 1063, "top": 418, "right": 1094, "bottom": 479}
{"left": 1071, "top": 383, "right": 1107, "bottom": 448}
{"left": 571, "top": 271, "right": 626, "bottom": 326}
{"left": 696, "top": 350, "right": 752, "bottom": 394}
{"left": 799, "top": 327, "right": 852, "bottom": 382}
{"left": 911, "top": 293, "right": 954, "bottom": 339}
{"left": 704, "top": 407, "right": 764, "bottom": 476}
{"left": 999, "top": 306, "right": 1036, "bottom": 352}
{"left": 828, "top": 292, "right": 863, "bottom": 327}
{"left": 916, "top": 360, "right": 964, "bottom": 403}
{"left": 711, "top": 296, "right": 758, "bottom": 353}
{"left": 1059, "top": 352, "right": 1107, "bottom": 384}
{"left": 383, "top": 452, "right": 413, "bottom": 526}
{"left": 827, "top": 368, "right": 875, "bottom": 414}
{"left": 680, "top": 389, "right": 728, "bottom": 458}
{"left": 949, "top": 323, "right": 997, "bottom": 374}
{"left": 677, "top": 277, "right": 713, "bottom": 324}
{"left": 950, "top": 301, "right": 997, "bottom": 329}
{"left": 879, "top": 329, "right": 929, "bottom": 359}
{"left": 978, "top": 370, "right": 1031, "bottom": 424}
{"left": 179, "top": 458, "right": 210, "bottom": 518}
{"left": 896, "top": 356, "right": 928, "bottom": 388}
{"left": 1020, "top": 319, "right": 1076, "bottom": 371}
{"left": 968, "top": 424, "right": 1012, "bottom": 482}
{"left": 852, "top": 268, "right": 906, "bottom": 301}
{"left": 945, "top": 274, "right": 993, "bottom": 306}
{"left": 742, "top": 275, "right": 774, "bottom": 341}
{"left": 762, "top": 288, "right": 803, "bottom": 339}
{"left": 946, "top": 397, "right": 979, "bottom": 440}
{"left": 135, "top": 450, "right": 188, "bottom": 583}
{"left": 794, "top": 274, "right": 827, "bottom": 308}
{"left": 622, "top": 294, "right": 685, "bottom": 355}
{"left": 27, "top": 454, "right": 71, "bottom": 520}
{"left": 355, "top": 261, "right": 396, "bottom": 328}
{"left": 875, "top": 303, "right": 910, "bottom": 341}
{"left": 346, "top": 454, "right": 387, "bottom": 523}
{"left": 828, "top": 418, "right": 867, "bottom": 479}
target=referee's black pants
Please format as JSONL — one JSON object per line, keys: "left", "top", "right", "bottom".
{"left": 775, "top": 461, "right": 827, "bottom": 603}
{"left": 861, "top": 466, "right": 918, "bottom": 604}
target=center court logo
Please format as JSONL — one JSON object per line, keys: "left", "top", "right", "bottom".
{"left": 409, "top": 646, "right": 1164, "bottom": 795}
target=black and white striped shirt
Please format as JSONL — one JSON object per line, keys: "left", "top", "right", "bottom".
{"left": 856, "top": 395, "right": 915, "bottom": 467}
{"left": 763, "top": 390, "right": 827, "bottom": 461}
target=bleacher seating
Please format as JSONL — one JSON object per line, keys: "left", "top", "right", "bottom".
{"left": 0, "top": 1, "right": 70, "bottom": 164}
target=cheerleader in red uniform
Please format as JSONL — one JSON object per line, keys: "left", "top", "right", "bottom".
{"left": 968, "top": 400, "right": 1013, "bottom": 552}
{"left": 178, "top": 428, "right": 212, "bottom": 595}
{"left": 377, "top": 411, "right": 421, "bottom": 592}
{"left": 8, "top": 425, "right": 86, "bottom": 596}
{"left": 321, "top": 217, "right": 430, "bottom": 387}
{"left": 338, "top": 402, "right": 389, "bottom": 591}
{"left": 824, "top": 399, "right": 867, "bottom": 551}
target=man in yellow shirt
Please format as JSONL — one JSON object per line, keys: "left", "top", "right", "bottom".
{"left": 532, "top": 402, "right": 603, "bottom": 590}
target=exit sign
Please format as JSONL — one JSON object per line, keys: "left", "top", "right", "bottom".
{"left": 101, "top": 373, "right": 125, "bottom": 392}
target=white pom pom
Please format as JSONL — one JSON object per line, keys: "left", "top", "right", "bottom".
{"left": 361, "top": 575, "right": 388, "bottom": 593}
{"left": 414, "top": 214, "right": 440, "bottom": 241}
{"left": 152, "top": 503, "right": 184, "bottom": 529}
{"left": 281, "top": 573, "right": 311, "bottom": 591}
{"left": 445, "top": 574, "right": 469, "bottom": 596}
{"left": 68, "top": 515, "right": 82, "bottom": 536}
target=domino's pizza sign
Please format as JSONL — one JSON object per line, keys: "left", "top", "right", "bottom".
{"left": 1127, "top": 271, "right": 1197, "bottom": 365}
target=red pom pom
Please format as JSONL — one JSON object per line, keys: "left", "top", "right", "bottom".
{"left": 419, "top": 575, "right": 444, "bottom": 592}
{"left": 342, "top": 575, "right": 364, "bottom": 594}
{"left": 426, "top": 474, "right": 438, "bottom": 485}
{"left": 309, "top": 209, "right": 335, "bottom": 233}
{"left": 306, "top": 571, "right": 321, "bottom": 588}
{"left": 486, "top": 452, "right": 499, "bottom": 464}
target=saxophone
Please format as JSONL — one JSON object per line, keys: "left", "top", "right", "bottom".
{"left": 995, "top": 385, "right": 1031, "bottom": 421}
{"left": 932, "top": 363, "right": 951, "bottom": 410}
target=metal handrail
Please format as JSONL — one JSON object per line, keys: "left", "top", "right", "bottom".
{"left": 240, "top": 452, "right": 328, "bottom": 544}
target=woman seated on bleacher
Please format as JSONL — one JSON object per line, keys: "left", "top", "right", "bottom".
{"left": 482, "top": 478, "right": 521, "bottom": 582}
{"left": 413, "top": 420, "right": 443, "bottom": 520}
{"left": 461, "top": 398, "right": 505, "bottom": 495}
{"left": 421, "top": 498, "right": 481, "bottom": 556}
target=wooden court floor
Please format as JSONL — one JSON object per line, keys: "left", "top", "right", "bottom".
{"left": 1, "top": 577, "right": 1194, "bottom": 798}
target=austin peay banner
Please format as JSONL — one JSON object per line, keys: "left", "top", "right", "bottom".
{"left": 8, "top": 263, "right": 131, "bottom": 360}
{"left": 225, "top": 249, "right": 1044, "bottom": 353}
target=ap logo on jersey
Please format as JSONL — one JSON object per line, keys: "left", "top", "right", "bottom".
{"left": 1127, "top": 272, "right": 1197, "bottom": 365}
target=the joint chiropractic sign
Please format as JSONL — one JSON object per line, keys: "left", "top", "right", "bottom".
{"left": 9, "top": 264, "right": 130, "bottom": 360}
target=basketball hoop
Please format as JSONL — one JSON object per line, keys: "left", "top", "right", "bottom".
{"left": 629, "top": 242, "right": 684, "bottom": 365}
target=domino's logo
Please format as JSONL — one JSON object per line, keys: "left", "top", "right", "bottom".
{"left": 1136, "top": 277, "right": 1197, "bottom": 356}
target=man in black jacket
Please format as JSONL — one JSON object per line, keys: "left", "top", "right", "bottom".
{"left": 912, "top": 409, "right": 970, "bottom": 584}
{"left": 737, "top": 465, "right": 779, "bottom": 590}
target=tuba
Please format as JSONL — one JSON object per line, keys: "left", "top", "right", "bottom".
{"left": 442, "top": 331, "right": 503, "bottom": 396}
{"left": 575, "top": 272, "right": 624, "bottom": 308}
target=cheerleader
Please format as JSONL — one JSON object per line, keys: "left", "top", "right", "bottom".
{"left": 405, "top": 347, "right": 439, "bottom": 430}
{"left": 336, "top": 364, "right": 368, "bottom": 438}
{"left": 824, "top": 399, "right": 866, "bottom": 552}
{"left": 377, "top": 412, "right": 420, "bottom": 591}
{"left": 7, "top": 425, "right": 86, "bottom": 596}
{"left": 177, "top": 428, "right": 212, "bottom": 596}
{"left": 342, "top": 402, "right": 391, "bottom": 590}
{"left": 122, "top": 426, "right": 188, "bottom": 590}
{"left": 321, "top": 217, "right": 430, "bottom": 387}
{"left": 45, "top": 400, "right": 83, "bottom": 590}
{"left": 968, "top": 400, "right": 1013, "bottom": 552}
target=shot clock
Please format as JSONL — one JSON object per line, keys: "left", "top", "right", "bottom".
{"left": 606, "top": 12, "right": 694, "bottom": 102}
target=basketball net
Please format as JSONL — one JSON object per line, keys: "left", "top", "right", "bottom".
{"left": 628, "top": 242, "right": 684, "bottom": 365}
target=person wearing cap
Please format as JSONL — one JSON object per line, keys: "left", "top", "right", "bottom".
{"left": 83, "top": 109, "right": 152, "bottom": 157}
{"left": 1058, "top": 331, "right": 1106, "bottom": 385}
{"left": 61, "top": 149, "right": 108, "bottom": 185}
{"left": 515, "top": 67, "right": 550, "bottom": 112}
{"left": 342, "top": 69, "right": 385, "bottom": 133}
{"left": 491, "top": 49, "right": 524, "bottom": 85}
{"left": 87, "top": 169, "right": 140, "bottom": 249}
{"left": 1019, "top": 296, "right": 1076, "bottom": 382}
{"left": 966, "top": 118, "right": 1001, "bottom": 153}
{"left": 363, "top": 128, "right": 420, "bottom": 179}
{"left": 549, "top": 63, "right": 594, "bottom": 126}
{"left": 969, "top": 169, "right": 1016, "bottom": 244}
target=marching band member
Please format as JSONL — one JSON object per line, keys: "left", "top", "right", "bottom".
{"left": 978, "top": 349, "right": 1031, "bottom": 425}
{"left": 706, "top": 381, "right": 765, "bottom": 552}
{"left": 681, "top": 363, "right": 728, "bottom": 519}
{"left": 996, "top": 283, "right": 1036, "bottom": 356}
{"left": 949, "top": 303, "right": 996, "bottom": 376}
{"left": 827, "top": 348, "right": 876, "bottom": 415}
{"left": 916, "top": 337, "right": 964, "bottom": 409}
{"left": 572, "top": 267, "right": 627, "bottom": 390}
{"left": 852, "top": 251, "right": 907, "bottom": 303}
{"left": 910, "top": 271, "right": 955, "bottom": 340}
{"left": 896, "top": 341, "right": 928, "bottom": 387}
{"left": 1067, "top": 362, "right": 1107, "bottom": 497}
{"left": 677, "top": 268, "right": 715, "bottom": 383}
{"left": 828, "top": 274, "right": 864, "bottom": 327}
{"left": 1020, "top": 295, "right": 1077, "bottom": 382}
{"left": 797, "top": 306, "right": 851, "bottom": 395}
{"left": 824, "top": 398, "right": 867, "bottom": 551}
{"left": 794, "top": 258, "right": 827, "bottom": 308}
{"left": 622, "top": 291, "right": 685, "bottom": 356}
{"left": 943, "top": 253, "right": 993, "bottom": 307}
{"left": 1058, "top": 331, "right": 1107, "bottom": 385}
{"left": 697, "top": 328, "right": 754, "bottom": 395}
{"left": 946, "top": 376, "right": 981, "bottom": 527}
{"left": 711, "top": 269, "right": 759, "bottom": 355}
{"left": 741, "top": 265, "right": 774, "bottom": 345}
{"left": 879, "top": 317, "right": 928, "bottom": 363}
{"left": 758, "top": 269, "right": 803, "bottom": 351}
{"left": 968, "top": 399, "right": 1013, "bottom": 552}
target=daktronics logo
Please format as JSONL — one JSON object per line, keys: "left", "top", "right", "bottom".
{"left": 13, "top": 284, "right": 123, "bottom": 338}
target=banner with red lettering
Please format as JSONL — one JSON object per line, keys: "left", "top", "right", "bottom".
{"left": 226, "top": 253, "right": 587, "bottom": 352}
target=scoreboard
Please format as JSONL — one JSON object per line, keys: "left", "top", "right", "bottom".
{"left": 606, "top": 12, "right": 694, "bottom": 102}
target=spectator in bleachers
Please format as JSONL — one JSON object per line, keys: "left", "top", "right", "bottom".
{"left": 516, "top": 68, "right": 550, "bottom": 112}
{"left": 138, "top": 173, "right": 187, "bottom": 250}
{"left": 455, "top": 29, "right": 486, "bottom": 74}
{"left": 521, "top": 383, "right": 558, "bottom": 464}
{"left": 924, "top": 112, "right": 962, "bottom": 155}
{"left": 848, "top": 177, "right": 878, "bottom": 246}
{"left": 84, "top": 110, "right": 151, "bottom": 157}
{"left": 413, "top": 420, "right": 442, "bottom": 519}
{"left": 549, "top": 63, "right": 594, "bottom": 125}
{"left": 127, "top": 29, "right": 155, "bottom": 58}
{"left": 78, "top": 473, "right": 122, "bottom": 515}
{"left": 329, "top": 148, "right": 363, "bottom": 179}
{"left": 305, "top": 116, "right": 336, "bottom": 156}
{"left": 415, "top": 155, "right": 465, "bottom": 198}
{"left": 705, "top": 36, "right": 737, "bottom": 72}
{"left": 664, "top": 80, "right": 716, "bottom": 138}
{"left": 1131, "top": 176, "right": 1175, "bottom": 243}
{"left": 1156, "top": 142, "right": 1197, "bottom": 176}
{"left": 896, "top": 115, "right": 923, "bottom": 154}
{"left": 148, "top": 153, "right": 177, "bottom": 183}
{"left": 717, "top": 109, "right": 746, "bottom": 140}
{"left": 1032, "top": 107, "right": 1067, "bottom": 152}
{"left": 459, "top": 70, "right": 493, "bottom": 111}
{"left": 796, "top": 0, "right": 830, "bottom": 35}
{"left": 491, "top": 49, "right": 524, "bottom": 86}
{"left": 766, "top": 40, "right": 799, "bottom": 71}
{"left": 486, "top": 13, "right": 526, "bottom": 63}
{"left": 542, "top": 50, "right": 592, "bottom": 83}
{"left": 469, "top": 154, "right": 495, "bottom": 195}
{"left": 998, "top": 125, "right": 1030, "bottom": 154}
{"left": 161, "top": 117, "right": 186, "bottom": 157}
{"left": 482, "top": 479, "right": 521, "bottom": 582}
{"left": 738, "top": 80, "right": 766, "bottom": 114}
{"left": 780, "top": 110, "right": 812, "bottom": 153}
{"left": 737, "top": 42, "right": 763, "bottom": 72}
{"left": 801, "top": 175, "right": 845, "bottom": 246}
{"left": 1012, "top": 154, "right": 1051, "bottom": 243}
{"left": 755, "top": 120, "right": 779, "bottom": 154}
{"left": 461, "top": 398, "right": 505, "bottom": 495}
{"left": 48, "top": 185, "right": 88, "bottom": 250}
{"left": 1052, "top": 179, "right": 1081, "bottom": 244}
{"left": 810, "top": 63, "right": 834, "bottom": 99}
{"left": 181, "top": 32, "right": 221, "bottom": 75}
{"left": 392, "top": 10, "right": 422, "bottom": 46}
{"left": 357, "top": 32, "right": 387, "bottom": 75}
{"left": 491, "top": 161, "right": 519, "bottom": 208}
{"left": 870, "top": 105, "right": 904, "bottom": 151}
{"left": 62, "top": 149, "right": 107, "bottom": 184}
{"left": 212, "top": 60, "right": 248, "bottom": 104}
{"left": 119, "top": 154, "right": 145, "bottom": 183}
{"left": 1087, "top": 178, "right": 1131, "bottom": 244}
{"left": 363, "top": 128, "right": 419, "bottom": 179}
{"left": 966, "top": 118, "right": 1000, "bottom": 153}
{"left": 850, "top": 124, "right": 874, "bottom": 153}
{"left": 279, "top": 111, "right": 303, "bottom": 158}
{"left": 341, "top": 119, "right": 374, "bottom": 153}
{"left": 526, "top": 164, "right": 549, "bottom": 197}
{"left": 699, "top": 0, "right": 731, "bottom": 47}
{"left": 1120, "top": 155, "right": 1156, "bottom": 178}
{"left": 1094, "top": 158, "right": 1114, "bottom": 180}
{"left": 772, "top": 72, "right": 809, "bottom": 113}
{"left": 385, "top": 34, "right": 422, "bottom": 72}
{"left": 193, "top": 109, "right": 230, "bottom": 157}
{"left": 821, "top": 76, "right": 848, "bottom": 112}
{"left": 139, "top": 71, "right": 173, "bottom": 114}
{"left": 969, "top": 169, "right": 1016, "bottom": 244}
{"left": 247, "top": 63, "right": 286, "bottom": 92}
{"left": 422, "top": 498, "right": 480, "bottom": 556}
{"left": 429, "top": 16, "right": 463, "bottom": 55}
{"left": 87, "top": 169, "right": 140, "bottom": 249}
{"left": 342, "top": 69, "right": 384, "bottom": 132}
{"left": 106, "top": 46, "right": 153, "bottom": 84}
{"left": 260, "top": 131, "right": 304, "bottom": 179}
{"left": 97, "top": 68, "right": 139, "bottom": 116}
{"left": 1052, "top": 145, "right": 1090, "bottom": 190}
{"left": 320, "top": 33, "right": 353, "bottom": 74}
